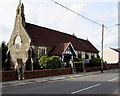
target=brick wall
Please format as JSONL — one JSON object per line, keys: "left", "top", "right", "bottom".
{"left": 86, "top": 65, "right": 119, "bottom": 72}
{"left": 107, "top": 65, "right": 119, "bottom": 69}
{"left": 1, "top": 68, "right": 72, "bottom": 82}
{"left": 86, "top": 67, "right": 101, "bottom": 72}
{"left": 25, "top": 68, "right": 72, "bottom": 79}
{"left": 1, "top": 65, "right": 119, "bottom": 82}
{"left": 2, "top": 71, "right": 18, "bottom": 81}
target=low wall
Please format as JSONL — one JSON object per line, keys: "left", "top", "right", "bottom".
{"left": 86, "top": 67, "right": 101, "bottom": 72}
{"left": 86, "top": 65, "right": 119, "bottom": 72}
{"left": 107, "top": 65, "right": 119, "bottom": 69}
{"left": 2, "top": 71, "right": 17, "bottom": 81}
{"left": 25, "top": 68, "right": 72, "bottom": 79}
{"left": 1, "top": 68, "right": 72, "bottom": 82}
{"left": 1, "top": 65, "right": 119, "bottom": 82}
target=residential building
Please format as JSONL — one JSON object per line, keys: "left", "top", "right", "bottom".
{"left": 99, "top": 48, "right": 120, "bottom": 64}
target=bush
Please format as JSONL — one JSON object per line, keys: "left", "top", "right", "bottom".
{"left": 38, "top": 56, "right": 62, "bottom": 69}
{"left": 91, "top": 58, "right": 101, "bottom": 64}
{"left": 49, "top": 56, "right": 62, "bottom": 69}
{"left": 86, "top": 58, "right": 102, "bottom": 67}
{"left": 38, "top": 56, "right": 50, "bottom": 69}
{"left": 74, "top": 57, "right": 82, "bottom": 63}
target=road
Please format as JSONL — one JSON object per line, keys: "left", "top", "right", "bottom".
{"left": 2, "top": 69, "right": 119, "bottom": 95}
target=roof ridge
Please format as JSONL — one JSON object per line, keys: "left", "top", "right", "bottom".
{"left": 110, "top": 47, "right": 120, "bottom": 53}
{"left": 25, "top": 22, "right": 77, "bottom": 38}
{"left": 78, "top": 39, "right": 88, "bottom": 50}
{"left": 25, "top": 22, "right": 98, "bottom": 53}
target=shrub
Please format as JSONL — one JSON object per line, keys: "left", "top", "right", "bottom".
{"left": 91, "top": 58, "right": 101, "bottom": 64}
{"left": 38, "top": 56, "right": 50, "bottom": 69}
{"left": 74, "top": 57, "right": 82, "bottom": 63}
{"left": 49, "top": 56, "right": 62, "bottom": 69}
{"left": 86, "top": 58, "right": 102, "bottom": 67}
{"left": 38, "top": 56, "right": 62, "bottom": 69}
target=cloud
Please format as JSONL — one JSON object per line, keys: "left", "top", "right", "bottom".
{"left": 0, "top": 0, "right": 118, "bottom": 50}
{"left": 0, "top": 1, "right": 17, "bottom": 43}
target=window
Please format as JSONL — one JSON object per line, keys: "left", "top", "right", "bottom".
{"left": 38, "top": 47, "right": 46, "bottom": 57}
{"left": 14, "top": 35, "right": 22, "bottom": 50}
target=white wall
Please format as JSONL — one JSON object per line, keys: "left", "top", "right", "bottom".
{"left": 81, "top": 52, "right": 85, "bottom": 59}
{"left": 94, "top": 53, "right": 97, "bottom": 58}
{"left": 99, "top": 48, "right": 119, "bottom": 64}
{"left": 86, "top": 52, "right": 91, "bottom": 59}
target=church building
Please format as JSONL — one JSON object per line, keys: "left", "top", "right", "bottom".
{"left": 8, "top": 2, "right": 99, "bottom": 70}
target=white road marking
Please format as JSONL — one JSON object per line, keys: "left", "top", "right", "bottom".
{"left": 108, "top": 78, "right": 118, "bottom": 82}
{"left": 72, "top": 83, "right": 101, "bottom": 94}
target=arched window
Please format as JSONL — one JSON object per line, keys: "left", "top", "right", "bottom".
{"left": 14, "top": 35, "right": 22, "bottom": 50}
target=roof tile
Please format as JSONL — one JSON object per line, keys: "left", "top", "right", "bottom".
{"left": 25, "top": 22, "right": 98, "bottom": 53}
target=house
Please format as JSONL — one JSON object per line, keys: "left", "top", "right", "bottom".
{"left": 99, "top": 48, "right": 120, "bottom": 64}
{"left": 7, "top": 2, "right": 99, "bottom": 70}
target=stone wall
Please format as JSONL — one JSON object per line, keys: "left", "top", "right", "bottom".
{"left": 8, "top": 3, "right": 31, "bottom": 69}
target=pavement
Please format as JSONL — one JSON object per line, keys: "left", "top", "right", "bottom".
{"left": 2, "top": 69, "right": 118, "bottom": 88}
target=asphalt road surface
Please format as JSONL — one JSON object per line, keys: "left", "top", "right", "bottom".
{"left": 2, "top": 69, "right": 119, "bottom": 95}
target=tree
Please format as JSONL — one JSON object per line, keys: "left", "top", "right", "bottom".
{"left": 1, "top": 41, "right": 8, "bottom": 70}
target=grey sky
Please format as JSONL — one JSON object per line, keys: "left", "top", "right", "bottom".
{"left": 0, "top": 0, "right": 118, "bottom": 51}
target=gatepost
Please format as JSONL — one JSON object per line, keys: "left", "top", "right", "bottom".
{"left": 82, "top": 58, "right": 86, "bottom": 72}
{"left": 16, "top": 59, "right": 25, "bottom": 80}
{"left": 69, "top": 59, "right": 76, "bottom": 74}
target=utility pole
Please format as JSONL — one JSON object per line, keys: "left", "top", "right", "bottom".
{"left": 101, "top": 24, "right": 104, "bottom": 73}
{"left": 116, "top": 24, "right": 120, "bottom": 68}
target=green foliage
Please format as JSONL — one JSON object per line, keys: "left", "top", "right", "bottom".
{"left": 1, "top": 41, "right": 9, "bottom": 70}
{"left": 91, "top": 58, "right": 101, "bottom": 64}
{"left": 38, "top": 56, "right": 62, "bottom": 69}
{"left": 38, "top": 56, "right": 49, "bottom": 69}
{"left": 74, "top": 57, "right": 82, "bottom": 63}
{"left": 49, "top": 56, "right": 62, "bottom": 69}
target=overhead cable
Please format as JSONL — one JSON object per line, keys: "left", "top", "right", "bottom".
{"left": 51, "top": 0, "right": 102, "bottom": 26}
{"left": 51, "top": 0, "right": 119, "bottom": 39}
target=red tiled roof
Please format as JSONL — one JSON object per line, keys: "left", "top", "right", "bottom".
{"left": 50, "top": 42, "right": 69, "bottom": 55}
{"left": 79, "top": 39, "right": 99, "bottom": 53}
{"left": 25, "top": 23, "right": 87, "bottom": 51}
{"left": 25, "top": 22, "right": 98, "bottom": 53}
